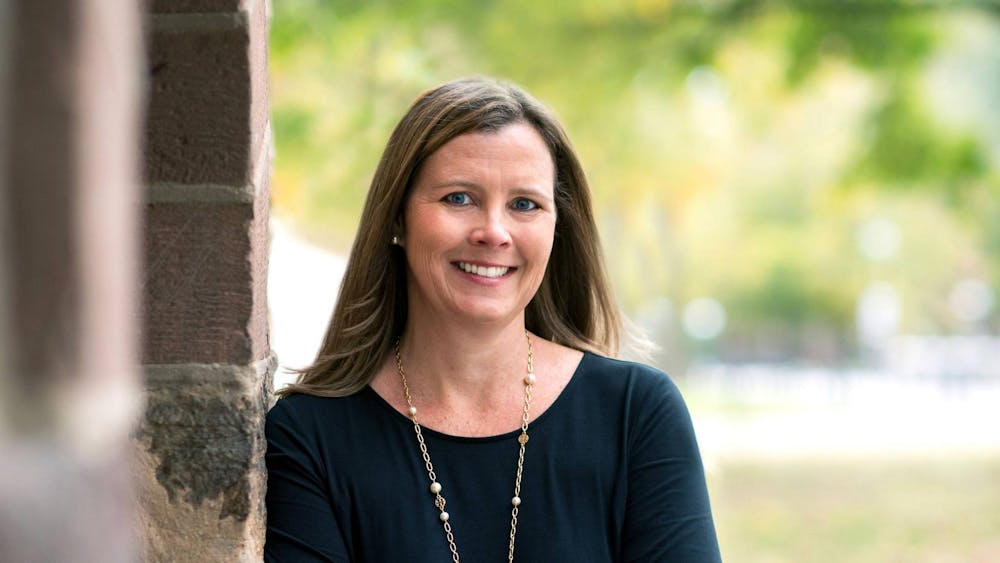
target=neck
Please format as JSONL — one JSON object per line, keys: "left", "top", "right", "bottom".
{"left": 398, "top": 316, "right": 531, "bottom": 405}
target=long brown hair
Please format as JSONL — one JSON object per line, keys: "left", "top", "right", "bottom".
{"left": 280, "top": 77, "right": 623, "bottom": 397}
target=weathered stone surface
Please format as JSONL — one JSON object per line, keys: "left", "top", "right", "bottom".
{"left": 144, "top": 201, "right": 253, "bottom": 363}
{"left": 145, "top": 0, "right": 268, "bottom": 188}
{"left": 146, "top": 14, "right": 253, "bottom": 186}
{"left": 144, "top": 393, "right": 255, "bottom": 519}
{"left": 138, "top": 0, "right": 272, "bottom": 558}
{"left": 143, "top": 189, "right": 269, "bottom": 364}
{"left": 133, "top": 356, "right": 274, "bottom": 562}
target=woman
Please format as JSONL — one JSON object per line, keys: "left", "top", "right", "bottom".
{"left": 265, "top": 78, "right": 722, "bottom": 562}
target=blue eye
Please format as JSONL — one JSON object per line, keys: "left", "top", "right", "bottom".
{"left": 444, "top": 192, "right": 471, "bottom": 205}
{"left": 512, "top": 198, "right": 538, "bottom": 211}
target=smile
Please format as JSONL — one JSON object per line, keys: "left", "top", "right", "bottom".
{"left": 455, "top": 262, "right": 513, "bottom": 279}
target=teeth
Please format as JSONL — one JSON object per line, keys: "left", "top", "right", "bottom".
{"left": 457, "top": 262, "right": 509, "bottom": 278}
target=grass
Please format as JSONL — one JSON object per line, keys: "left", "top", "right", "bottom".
{"left": 709, "top": 456, "right": 1000, "bottom": 562}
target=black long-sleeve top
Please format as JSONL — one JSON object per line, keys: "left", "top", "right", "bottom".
{"left": 264, "top": 352, "right": 722, "bottom": 562}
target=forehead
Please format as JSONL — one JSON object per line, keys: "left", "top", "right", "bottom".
{"left": 419, "top": 122, "right": 555, "bottom": 183}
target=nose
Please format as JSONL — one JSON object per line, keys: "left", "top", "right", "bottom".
{"left": 469, "top": 210, "right": 512, "bottom": 248}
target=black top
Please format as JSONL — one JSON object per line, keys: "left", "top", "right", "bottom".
{"left": 264, "top": 353, "right": 722, "bottom": 562}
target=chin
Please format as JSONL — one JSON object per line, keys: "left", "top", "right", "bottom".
{"left": 451, "top": 301, "right": 523, "bottom": 325}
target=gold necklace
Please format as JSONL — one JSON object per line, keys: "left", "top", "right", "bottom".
{"left": 394, "top": 331, "right": 535, "bottom": 563}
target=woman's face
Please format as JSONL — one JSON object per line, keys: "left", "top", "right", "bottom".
{"left": 402, "top": 121, "right": 556, "bottom": 328}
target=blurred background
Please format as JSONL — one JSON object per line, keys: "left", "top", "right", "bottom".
{"left": 265, "top": 1, "right": 1000, "bottom": 561}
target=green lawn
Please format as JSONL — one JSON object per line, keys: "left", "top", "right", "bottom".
{"left": 710, "top": 456, "right": 1000, "bottom": 562}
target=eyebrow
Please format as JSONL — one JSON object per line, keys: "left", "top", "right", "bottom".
{"left": 510, "top": 187, "right": 555, "bottom": 203}
{"left": 428, "top": 180, "right": 481, "bottom": 191}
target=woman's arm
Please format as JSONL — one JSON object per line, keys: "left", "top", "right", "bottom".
{"left": 264, "top": 399, "right": 350, "bottom": 563}
{"left": 622, "top": 371, "right": 722, "bottom": 562}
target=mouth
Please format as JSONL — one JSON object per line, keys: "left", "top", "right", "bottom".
{"left": 454, "top": 261, "right": 516, "bottom": 279}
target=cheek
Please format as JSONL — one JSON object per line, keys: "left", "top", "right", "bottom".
{"left": 524, "top": 222, "right": 556, "bottom": 268}
{"left": 405, "top": 209, "right": 453, "bottom": 249}
{"left": 403, "top": 211, "right": 468, "bottom": 281}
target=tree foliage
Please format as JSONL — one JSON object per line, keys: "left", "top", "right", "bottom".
{"left": 269, "top": 0, "right": 1000, "bottom": 367}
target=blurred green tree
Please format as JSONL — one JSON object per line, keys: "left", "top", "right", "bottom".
{"left": 269, "top": 0, "right": 1000, "bottom": 368}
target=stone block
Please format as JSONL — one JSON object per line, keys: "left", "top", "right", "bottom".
{"left": 133, "top": 356, "right": 274, "bottom": 562}
{"left": 145, "top": 7, "right": 268, "bottom": 187}
{"left": 143, "top": 196, "right": 269, "bottom": 364}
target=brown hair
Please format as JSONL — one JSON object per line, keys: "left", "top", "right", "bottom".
{"left": 280, "top": 77, "right": 622, "bottom": 397}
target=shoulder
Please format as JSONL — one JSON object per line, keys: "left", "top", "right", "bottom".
{"left": 573, "top": 353, "right": 694, "bottom": 438}
{"left": 575, "top": 352, "right": 681, "bottom": 403}
{"left": 269, "top": 388, "right": 373, "bottom": 413}
{"left": 265, "top": 389, "right": 393, "bottom": 475}
{"left": 578, "top": 352, "right": 668, "bottom": 378}
{"left": 267, "top": 391, "right": 336, "bottom": 425}
{"left": 266, "top": 389, "right": 379, "bottom": 440}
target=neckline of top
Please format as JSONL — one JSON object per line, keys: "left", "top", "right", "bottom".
{"left": 364, "top": 351, "right": 592, "bottom": 444}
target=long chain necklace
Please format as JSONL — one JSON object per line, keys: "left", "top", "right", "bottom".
{"left": 394, "top": 330, "right": 535, "bottom": 563}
